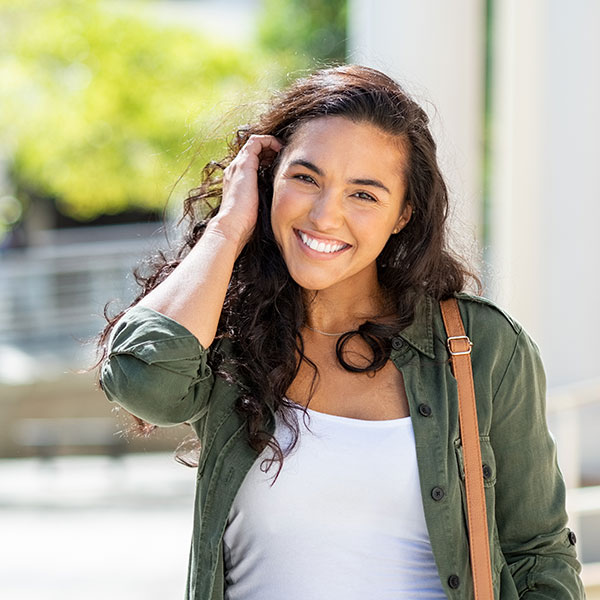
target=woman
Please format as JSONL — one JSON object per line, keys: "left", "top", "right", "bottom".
{"left": 96, "top": 65, "right": 585, "bottom": 599}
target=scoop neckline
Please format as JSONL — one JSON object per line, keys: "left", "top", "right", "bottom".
{"left": 284, "top": 404, "right": 411, "bottom": 427}
{"left": 283, "top": 396, "right": 411, "bottom": 425}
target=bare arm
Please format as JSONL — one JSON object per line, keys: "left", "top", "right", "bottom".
{"left": 135, "top": 223, "right": 242, "bottom": 349}
{"left": 135, "top": 135, "right": 283, "bottom": 349}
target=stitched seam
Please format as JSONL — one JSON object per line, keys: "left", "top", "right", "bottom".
{"left": 442, "top": 298, "right": 493, "bottom": 596}
{"left": 407, "top": 356, "right": 461, "bottom": 582}
{"left": 198, "top": 404, "right": 237, "bottom": 475}
{"left": 524, "top": 555, "right": 539, "bottom": 594}
{"left": 460, "top": 354, "right": 493, "bottom": 594}
{"left": 104, "top": 352, "right": 211, "bottom": 384}
{"left": 491, "top": 330, "right": 522, "bottom": 403}
{"left": 111, "top": 334, "right": 203, "bottom": 357}
{"left": 199, "top": 420, "right": 252, "bottom": 598}
{"left": 454, "top": 292, "right": 522, "bottom": 335}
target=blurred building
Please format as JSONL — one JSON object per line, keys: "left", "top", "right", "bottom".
{"left": 0, "top": 0, "right": 265, "bottom": 460}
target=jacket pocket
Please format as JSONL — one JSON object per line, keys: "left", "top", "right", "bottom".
{"left": 454, "top": 436, "right": 503, "bottom": 589}
{"left": 454, "top": 435, "right": 496, "bottom": 488}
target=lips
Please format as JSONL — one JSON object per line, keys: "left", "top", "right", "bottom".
{"left": 295, "top": 229, "right": 351, "bottom": 255}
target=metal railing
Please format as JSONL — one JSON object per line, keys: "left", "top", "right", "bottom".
{"left": 548, "top": 378, "right": 600, "bottom": 589}
{"left": 0, "top": 223, "right": 176, "bottom": 370}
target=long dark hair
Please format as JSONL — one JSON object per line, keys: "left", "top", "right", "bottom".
{"left": 92, "top": 64, "right": 480, "bottom": 481}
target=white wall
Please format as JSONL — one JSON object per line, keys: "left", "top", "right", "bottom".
{"left": 348, "top": 0, "right": 600, "bottom": 387}
{"left": 348, "top": 0, "right": 485, "bottom": 265}
{"left": 489, "top": 0, "right": 600, "bottom": 386}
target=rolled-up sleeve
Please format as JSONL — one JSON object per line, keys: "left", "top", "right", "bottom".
{"left": 99, "top": 305, "right": 214, "bottom": 426}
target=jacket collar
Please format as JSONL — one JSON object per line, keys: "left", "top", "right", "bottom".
{"left": 398, "top": 294, "right": 436, "bottom": 359}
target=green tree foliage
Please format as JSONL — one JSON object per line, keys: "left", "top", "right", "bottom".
{"left": 0, "top": 0, "right": 292, "bottom": 221}
{"left": 258, "top": 0, "right": 347, "bottom": 65}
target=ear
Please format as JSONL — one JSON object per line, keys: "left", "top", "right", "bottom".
{"left": 392, "top": 203, "right": 413, "bottom": 234}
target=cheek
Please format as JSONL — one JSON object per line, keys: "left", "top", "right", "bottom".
{"left": 353, "top": 212, "right": 396, "bottom": 253}
{"left": 270, "top": 193, "right": 284, "bottom": 231}
{"left": 271, "top": 187, "right": 300, "bottom": 231}
{"left": 270, "top": 192, "right": 293, "bottom": 247}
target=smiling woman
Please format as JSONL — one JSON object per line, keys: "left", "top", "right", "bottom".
{"left": 270, "top": 117, "right": 412, "bottom": 296}
{"left": 94, "top": 65, "right": 585, "bottom": 599}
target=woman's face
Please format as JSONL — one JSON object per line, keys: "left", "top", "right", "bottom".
{"left": 271, "top": 116, "right": 412, "bottom": 293}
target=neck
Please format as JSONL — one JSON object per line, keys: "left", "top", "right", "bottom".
{"left": 302, "top": 281, "right": 393, "bottom": 334}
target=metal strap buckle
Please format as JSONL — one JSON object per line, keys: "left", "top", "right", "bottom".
{"left": 447, "top": 335, "right": 473, "bottom": 356}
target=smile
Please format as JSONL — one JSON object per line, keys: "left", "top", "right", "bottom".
{"left": 295, "top": 229, "right": 351, "bottom": 255}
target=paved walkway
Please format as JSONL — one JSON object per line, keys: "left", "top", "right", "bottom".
{"left": 0, "top": 453, "right": 196, "bottom": 599}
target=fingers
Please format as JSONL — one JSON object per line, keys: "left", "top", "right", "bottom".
{"left": 243, "top": 134, "right": 284, "bottom": 153}
{"left": 219, "top": 135, "right": 284, "bottom": 236}
{"left": 229, "top": 135, "right": 284, "bottom": 171}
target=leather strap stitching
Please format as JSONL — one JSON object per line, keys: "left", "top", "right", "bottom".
{"left": 440, "top": 297, "right": 494, "bottom": 599}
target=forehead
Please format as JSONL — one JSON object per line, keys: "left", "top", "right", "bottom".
{"left": 282, "top": 116, "right": 408, "bottom": 180}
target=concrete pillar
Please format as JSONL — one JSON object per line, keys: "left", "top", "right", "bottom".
{"left": 488, "top": 0, "right": 600, "bottom": 386}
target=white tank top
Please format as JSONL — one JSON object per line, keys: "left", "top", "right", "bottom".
{"left": 223, "top": 406, "right": 446, "bottom": 600}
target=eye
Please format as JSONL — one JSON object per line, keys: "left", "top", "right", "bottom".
{"left": 293, "top": 173, "right": 316, "bottom": 184}
{"left": 354, "top": 191, "right": 377, "bottom": 203}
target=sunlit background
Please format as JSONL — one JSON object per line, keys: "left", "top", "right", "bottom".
{"left": 1, "top": 1, "right": 598, "bottom": 598}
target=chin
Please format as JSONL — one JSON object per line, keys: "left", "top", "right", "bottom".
{"left": 285, "top": 265, "right": 342, "bottom": 291}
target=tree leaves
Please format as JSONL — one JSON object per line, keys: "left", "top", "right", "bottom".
{"left": 0, "top": 0, "right": 293, "bottom": 221}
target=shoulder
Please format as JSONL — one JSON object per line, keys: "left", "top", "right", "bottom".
{"left": 441, "top": 293, "right": 546, "bottom": 399}
{"left": 436, "top": 292, "right": 530, "bottom": 375}
{"left": 450, "top": 291, "right": 546, "bottom": 373}
{"left": 452, "top": 291, "right": 523, "bottom": 337}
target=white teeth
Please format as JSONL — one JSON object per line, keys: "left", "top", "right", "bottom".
{"left": 298, "top": 231, "right": 347, "bottom": 254}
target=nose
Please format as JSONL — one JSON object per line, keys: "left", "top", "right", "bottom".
{"left": 307, "top": 190, "right": 344, "bottom": 231}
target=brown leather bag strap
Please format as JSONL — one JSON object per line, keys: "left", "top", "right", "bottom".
{"left": 440, "top": 297, "right": 494, "bottom": 600}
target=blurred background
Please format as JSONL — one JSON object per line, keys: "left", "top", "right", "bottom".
{"left": 0, "top": 0, "right": 598, "bottom": 598}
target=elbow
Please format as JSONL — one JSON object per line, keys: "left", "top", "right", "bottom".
{"left": 100, "top": 354, "right": 211, "bottom": 427}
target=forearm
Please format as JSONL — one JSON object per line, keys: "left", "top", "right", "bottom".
{"left": 136, "top": 218, "right": 244, "bottom": 349}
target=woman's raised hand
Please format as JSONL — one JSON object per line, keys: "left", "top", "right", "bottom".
{"left": 215, "top": 134, "right": 284, "bottom": 251}
{"left": 133, "top": 135, "right": 283, "bottom": 348}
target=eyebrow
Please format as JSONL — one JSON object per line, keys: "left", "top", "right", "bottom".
{"left": 288, "top": 159, "right": 392, "bottom": 195}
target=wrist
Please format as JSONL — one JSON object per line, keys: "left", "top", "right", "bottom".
{"left": 204, "top": 217, "right": 251, "bottom": 257}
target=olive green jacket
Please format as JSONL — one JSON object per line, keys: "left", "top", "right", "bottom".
{"left": 99, "top": 292, "right": 585, "bottom": 599}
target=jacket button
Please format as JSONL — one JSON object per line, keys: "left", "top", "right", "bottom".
{"left": 431, "top": 487, "right": 445, "bottom": 501}
{"left": 448, "top": 574, "right": 460, "bottom": 589}
{"left": 568, "top": 531, "right": 577, "bottom": 545}
{"left": 482, "top": 464, "right": 493, "bottom": 479}
{"left": 392, "top": 337, "right": 404, "bottom": 351}
{"left": 418, "top": 403, "right": 432, "bottom": 417}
